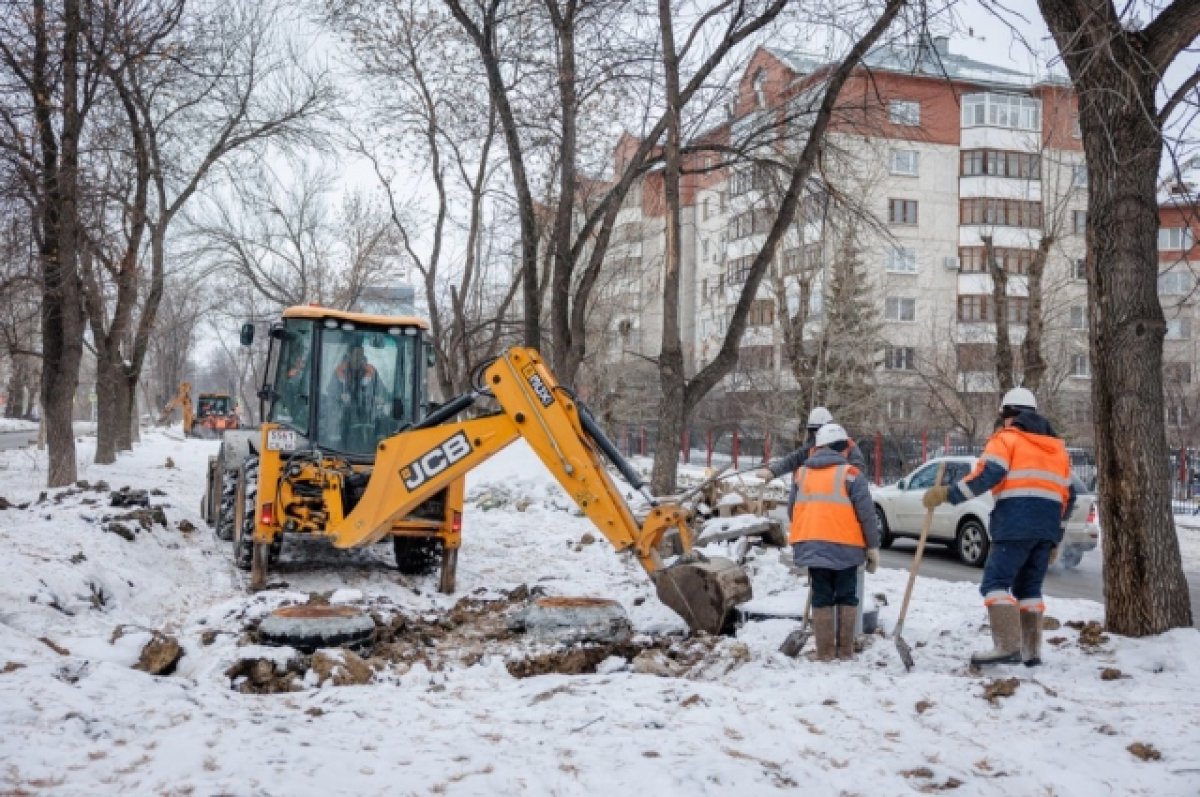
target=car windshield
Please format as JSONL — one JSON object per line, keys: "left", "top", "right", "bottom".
{"left": 198, "top": 397, "right": 230, "bottom": 416}
{"left": 314, "top": 326, "right": 417, "bottom": 457}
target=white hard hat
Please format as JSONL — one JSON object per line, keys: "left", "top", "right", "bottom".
{"left": 815, "top": 423, "right": 848, "bottom": 448}
{"left": 999, "top": 387, "right": 1037, "bottom": 412}
{"left": 806, "top": 406, "right": 833, "bottom": 429}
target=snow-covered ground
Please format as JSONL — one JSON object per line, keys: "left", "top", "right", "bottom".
{"left": 2, "top": 431, "right": 1199, "bottom": 796}
{"left": 0, "top": 417, "right": 38, "bottom": 432}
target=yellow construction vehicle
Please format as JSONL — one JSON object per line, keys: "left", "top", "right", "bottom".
{"left": 159, "top": 381, "right": 194, "bottom": 436}
{"left": 194, "top": 393, "right": 240, "bottom": 438}
{"left": 202, "top": 305, "right": 751, "bottom": 634}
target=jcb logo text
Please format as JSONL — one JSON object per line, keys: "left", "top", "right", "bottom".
{"left": 401, "top": 432, "right": 473, "bottom": 491}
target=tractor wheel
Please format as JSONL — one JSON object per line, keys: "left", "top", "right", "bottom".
{"left": 393, "top": 536, "right": 443, "bottom": 575}
{"left": 233, "top": 457, "right": 259, "bottom": 571}
{"left": 214, "top": 463, "right": 239, "bottom": 541}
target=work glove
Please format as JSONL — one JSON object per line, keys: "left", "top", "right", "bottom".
{"left": 922, "top": 485, "right": 949, "bottom": 510}
{"left": 753, "top": 468, "right": 774, "bottom": 481}
{"left": 865, "top": 548, "right": 880, "bottom": 574}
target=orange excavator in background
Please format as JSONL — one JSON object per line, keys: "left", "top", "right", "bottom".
{"left": 159, "top": 383, "right": 241, "bottom": 438}
{"left": 202, "top": 306, "right": 752, "bottom": 634}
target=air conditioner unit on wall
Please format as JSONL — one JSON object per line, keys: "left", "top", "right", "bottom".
{"left": 943, "top": 256, "right": 960, "bottom": 272}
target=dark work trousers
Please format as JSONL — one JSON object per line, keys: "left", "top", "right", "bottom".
{"left": 980, "top": 539, "right": 1055, "bottom": 599}
{"left": 809, "top": 566, "right": 859, "bottom": 608}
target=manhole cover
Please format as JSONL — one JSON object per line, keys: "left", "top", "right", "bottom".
{"left": 259, "top": 604, "right": 375, "bottom": 651}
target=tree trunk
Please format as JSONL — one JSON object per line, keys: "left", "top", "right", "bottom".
{"left": 1037, "top": 0, "right": 1194, "bottom": 633}
{"left": 94, "top": 354, "right": 123, "bottom": 464}
{"left": 984, "top": 236, "right": 1014, "bottom": 392}
{"left": 1021, "top": 237, "right": 1052, "bottom": 393}
{"left": 649, "top": 0, "right": 686, "bottom": 495}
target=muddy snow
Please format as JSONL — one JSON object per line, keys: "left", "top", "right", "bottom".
{"left": 1, "top": 430, "right": 1199, "bottom": 795}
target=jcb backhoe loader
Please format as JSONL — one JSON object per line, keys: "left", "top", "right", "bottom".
{"left": 203, "top": 306, "right": 751, "bottom": 634}
{"left": 159, "top": 381, "right": 194, "bottom": 436}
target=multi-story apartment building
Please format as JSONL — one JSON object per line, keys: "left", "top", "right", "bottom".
{"left": 588, "top": 35, "right": 1199, "bottom": 447}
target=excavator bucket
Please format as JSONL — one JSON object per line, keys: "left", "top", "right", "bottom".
{"left": 653, "top": 555, "right": 753, "bottom": 635}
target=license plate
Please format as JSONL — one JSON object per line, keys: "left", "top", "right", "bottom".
{"left": 267, "top": 429, "right": 298, "bottom": 452}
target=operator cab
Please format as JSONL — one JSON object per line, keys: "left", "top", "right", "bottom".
{"left": 197, "top": 394, "right": 233, "bottom": 419}
{"left": 263, "top": 307, "right": 431, "bottom": 459}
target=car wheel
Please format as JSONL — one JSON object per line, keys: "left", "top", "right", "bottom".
{"left": 874, "top": 505, "right": 894, "bottom": 549}
{"left": 1059, "top": 546, "right": 1083, "bottom": 569}
{"left": 955, "top": 518, "right": 989, "bottom": 568}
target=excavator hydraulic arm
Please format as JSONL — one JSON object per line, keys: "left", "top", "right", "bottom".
{"left": 159, "top": 381, "right": 194, "bottom": 435}
{"left": 325, "top": 347, "right": 752, "bottom": 634}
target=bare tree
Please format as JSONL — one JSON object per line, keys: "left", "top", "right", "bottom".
{"left": 193, "top": 166, "right": 401, "bottom": 311}
{"left": 649, "top": 0, "right": 907, "bottom": 492}
{"left": 1032, "top": 0, "right": 1200, "bottom": 633}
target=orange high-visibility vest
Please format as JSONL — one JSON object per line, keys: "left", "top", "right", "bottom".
{"left": 965, "top": 429, "right": 1071, "bottom": 507}
{"left": 789, "top": 463, "right": 865, "bottom": 547}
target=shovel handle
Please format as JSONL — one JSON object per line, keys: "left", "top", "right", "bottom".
{"left": 894, "top": 461, "right": 947, "bottom": 627}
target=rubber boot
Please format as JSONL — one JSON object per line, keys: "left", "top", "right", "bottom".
{"left": 835, "top": 605, "right": 858, "bottom": 660}
{"left": 970, "top": 595, "right": 1022, "bottom": 666}
{"left": 811, "top": 607, "right": 835, "bottom": 662}
{"left": 1019, "top": 598, "right": 1045, "bottom": 667}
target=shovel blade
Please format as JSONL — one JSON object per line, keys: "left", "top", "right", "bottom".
{"left": 894, "top": 635, "right": 915, "bottom": 670}
{"left": 779, "top": 626, "right": 811, "bottom": 658}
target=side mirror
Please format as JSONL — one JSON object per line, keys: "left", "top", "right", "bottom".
{"left": 239, "top": 323, "right": 255, "bottom": 347}
{"left": 897, "top": 478, "right": 908, "bottom": 490}
{"left": 424, "top": 342, "right": 436, "bottom": 368}
{"left": 392, "top": 398, "right": 406, "bottom": 421}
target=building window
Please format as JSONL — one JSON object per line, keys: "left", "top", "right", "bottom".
{"left": 959, "top": 246, "right": 1034, "bottom": 275}
{"left": 726, "top": 254, "right": 755, "bottom": 285}
{"left": 886, "top": 246, "right": 917, "bottom": 273}
{"left": 1071, "top": 354, "right": 1091, "bottom": 378}
{"left": 956, "top": 343, "right": 995, "bottom": 371}
{"left": 1166, "top": 317, "right": 1192, "bottom": 340}
{"left": 886, "top": 396, "right": 913, "bottom": 420}
{"left": 702, "top": 239, "right": 709, "bottom": 260}
{"left": 1072, "top": 210, "right": 1087, "bottom": 234}
{"left": 889, "top": 198, "right": 919, "bottom": 225}
{"left": 1006, "top": 297, "right": 1029, "bottom": 324}
{"left": 747, "top": 299, "right": 775, "bottom": 327}
{"left": 889, "top": 100, "right": 920, "bottom": 126}
{"left": 958, "top": 295, "right": 986, "bottom": 322}
{"left": 885, "top": 297, "right": 916, "bottom": 322}
{"left": 1166, "top": 363, "right": 1193, "bottom": 385}
{"left": 962, "top": 92, "right": 1041, "bottom": 131}
{"left": 1072, "top": 164, "right": 1088, "bottom": 187}
{"left": 702, "top": 198, "right": 711, "bottom": 220}
{"left": 1071, "top": 115, "right": 1082, "bottom": 138}
{"left": 882, "top": 346, "right": 916, "bottom": 371}
{"left": 960, "top": 150, "right": 1040, "bottom": 179}
{"left": 1069, "top": 306, "right": 1087, "bottom": 330}
{"left": 889, "top": 149, "right": 919, "bottom": 176}
{"left": 1166, "top": 405, "right": 1188, "bottom": 428}
{"left": 1071, "top": 258, "right": 1087, "bottom": 280}
{"left": 1159, "top": 270, "right": 1195, "bottom": 295}
{"left": 1159, "top": 227, "right": 1196, "bottom": 251}
{"left": 738, "top": 344, "right": 774, "bottom": 371}
{"left": 960, "top": 198, "right": 1042, "bottom": 228}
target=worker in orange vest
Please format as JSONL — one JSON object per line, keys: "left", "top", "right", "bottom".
{"left": 923, "top": 387, "right": 1074, "bottom": 667}
{"left": 754, "top": 406, "right": 865, "bottom": 520}
{"left": 787, "top": 423, "right": 881, "bottom": 661}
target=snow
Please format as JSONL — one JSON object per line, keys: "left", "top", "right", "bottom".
{"left": 0, "top": 417, "right": 38, "bottom": 432}
{"left": 1, "top": 432, "right": 1199, "bottom": 795}
{"left": 1172, "top": 516, "right": 1200, "bottom": 570}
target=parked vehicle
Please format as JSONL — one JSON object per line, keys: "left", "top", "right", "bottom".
{"left": 871, "top": 456, "right": 1099, "bottom": 569}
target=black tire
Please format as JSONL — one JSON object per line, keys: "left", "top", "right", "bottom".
{"left": 233, "top": 457, "right": 259, "bottom": 571}
{"left": 393, "top": 536, "right": 442, "bottom": 575}
{"left": 874, "top": 505, "right": 894, "bottom": 549}
{"left": 1059, "top": 546, "right": 1083, "bottom": 569}
{"left": 955, "top": 517, "right": 990, "bottom": 568}
{"left": 214, "top": 465, "right": 239, "bottom": 541}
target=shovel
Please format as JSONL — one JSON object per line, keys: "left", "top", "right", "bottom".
{"left": 894, "top": 461, "right": 947, "bottom": 671}
{"left": 779, "top": 581, "right": 814, "bottom": 658}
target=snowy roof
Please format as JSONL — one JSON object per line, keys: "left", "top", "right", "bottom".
{"left": 768, "top": 37, "right": 1034, "bottom": 92}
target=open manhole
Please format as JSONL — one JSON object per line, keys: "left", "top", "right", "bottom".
{"left": 259, "top": 604, "right": 375, "bottom": 651}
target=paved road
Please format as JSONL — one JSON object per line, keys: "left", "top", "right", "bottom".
{"left": 880, "top": 539, "right": 1200, "bottom": 628}
{"left": 0, "top": 429, "right": 38, "bottom": 451}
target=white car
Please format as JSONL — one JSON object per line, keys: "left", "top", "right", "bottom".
{"left": 871, "top": 456, "right": 1100, "bottom": 568}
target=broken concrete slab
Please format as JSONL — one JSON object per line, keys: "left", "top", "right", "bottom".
{"left": 509, "top": 597, "right": 632, "bottom": 645}
{"left": 695, "top": 515, "right": 787, "bottom": 548}
{"left": 109, "top": 488, "right": 150, "bottom": 508}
